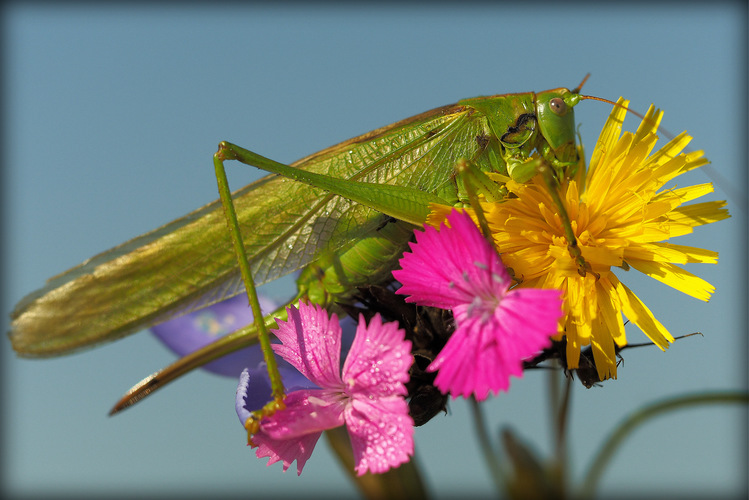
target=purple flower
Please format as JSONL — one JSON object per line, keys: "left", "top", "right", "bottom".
{"left": 151, "top": 294, "right": 276, "bottom": 377}
{"left": 392, "top": 209, "right": 563, "bottom": 401}
{"left": 235, "top": 301, "right": 414, "bottom": 476}
{"left": 152, "top": 295, "right": 317, "bottom": 409}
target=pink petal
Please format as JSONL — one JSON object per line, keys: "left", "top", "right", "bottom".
{"left": 252, "top": 389, "right": 345, "bottom": 475}
{"left": 259, "top": 389, "right": 346, "bottom": 441}
{"left": 493, "top": 290, "right": 562, "bottom": 359}
{"left": 428, "top": 317, "right": 504, "bottom": 400}
{"left": 504, "top": 288, "right": 565, "bottom": 336}
{"left": 345, "top": 395, "right": 414, "bottom": 476}
{"left": 253, "top": 430, "right": 322, "bottom": 476}
{"left": 394, "top": 209, "right": 511, "bottom": 308}
{"left": 447, "top": 209, "right": 510, "bottom": 282}
{"left": 342, "top": 314, "right": 411, "bottom": 398}
{"left": 394, "top": 226, "right": 468, "bottom": 308}
{"left": 429, "top": 288, "right": 561, "bottom": 400}
{"left": 271, "top": 302, "right": 343, "bottom": 389}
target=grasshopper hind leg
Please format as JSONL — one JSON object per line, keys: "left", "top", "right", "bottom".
{"left": 453, "top": 155, "right": 595, "bottom": 279}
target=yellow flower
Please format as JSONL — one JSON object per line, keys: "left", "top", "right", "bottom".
{"left": 431, "top": 98, "right": 730, "bottom": 381}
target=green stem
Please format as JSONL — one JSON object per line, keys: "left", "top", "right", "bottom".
{"left": 546, "top": 363, "right": 572, "bottom": 498}
{"left": 213, "top": 144, "right": 285, "bottom": 400}
{"left": 548, "top": 360, "right": 561, "bottom": 429}
{"left": 552, "top": 372, "right": 572, "bottom": 497}
{"left": 555, "top": 374, "right": 573, "bottom": 463}
{"left": 578, "top": 391, "right": 749, "bottom": 498}
{"left": 469, "top": 397, "right": 504, "bottom": 494}
{"left": 325, "top": 427, "right": 430, "bottom": 500}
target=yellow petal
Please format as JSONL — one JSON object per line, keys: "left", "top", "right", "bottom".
{"left": 565, "top": 322, "right": 582, "bottom": 369}
{"left": 590, "top": 317, "right": 618, "bottom": 381}
{"left": 627, "top": 259, "right": 716, "bottom": 301}
{"left": 624, "top": 243, "right": 694, "bottom": 264}
{"left": 614, "top": 278, "right": 674, "bottom": 349}
{"left": 654, "top": 243, "right": 719, "bottom": 264}
{"left": 426, "top": 203, "right": 457, "bottom": 228}
{"left": 645, "top": 131, "right": 692, "bottom": 171}
{"left": 654, "top": 182, "right": 714, "bottom": 205}
{"left": 652, "top": 153, "right": 708, "bottom": 186}
{"left": 589, "top": 98, "right": 629, "bottom": 177}
{"left": 633, "top": 105, "right": 662, "bottom": 143}
{"left": 669, "top": 200, "right": 730, "bottom": 227}
{"left": 597, "top": 277, "right": 627, "bottom": 347}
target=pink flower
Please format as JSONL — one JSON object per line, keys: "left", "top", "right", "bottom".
{"left": 392, "top": 209, "right": 563, "bottom": 400}
{"left": 235, "top": 302, "right": 414, "bottom": 476}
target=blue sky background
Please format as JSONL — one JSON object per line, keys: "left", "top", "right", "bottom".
{"left": 3, "top": 3, "right": 746, "bottom": 498}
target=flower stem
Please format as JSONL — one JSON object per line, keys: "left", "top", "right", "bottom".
{"left": 548, "top": 363, "right": 572, "bottom": 497}
{"left": 469, "top": 396, "right": 505, "bottom": 494}
{"left": 554, "top": 372, "right": 573, "bottom": 469}
{"left": 325, "top": 427, "right": 429, "bottom": 500}
{"left": 578, "top": 391, "right": 749, "bottom": 498}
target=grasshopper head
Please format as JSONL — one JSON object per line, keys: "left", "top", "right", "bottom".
{"left": 535, "top": 88, "right": 582, "bottom": 169}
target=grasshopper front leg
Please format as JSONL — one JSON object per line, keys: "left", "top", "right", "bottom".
{"left": 506, "top": 156, "right": 595, "bottom": 278}
{"left": 536, "top": 161, "right": 596, "bottom": 278}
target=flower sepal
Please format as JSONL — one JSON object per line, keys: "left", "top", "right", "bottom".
{"left": 243, "top": 395, "right": 287, "bottom": 447}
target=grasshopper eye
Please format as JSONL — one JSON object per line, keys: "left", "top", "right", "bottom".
{"left": 549, "top": 97, "right": 567, "bottom": 116}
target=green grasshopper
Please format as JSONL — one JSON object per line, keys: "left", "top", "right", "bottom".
{"left": 9, "top": 80, "right": 595, "bottom": 412}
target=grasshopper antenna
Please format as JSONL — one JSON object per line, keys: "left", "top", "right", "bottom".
{"left": 572, "top": 73, "right": 591, "bottom": 94}
{"left": 580, "top": 95, "right": 648, "bottom": 122}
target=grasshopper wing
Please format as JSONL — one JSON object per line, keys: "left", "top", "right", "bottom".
{"left": 10, "top": 102, "right": 488, "bottom": 356}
